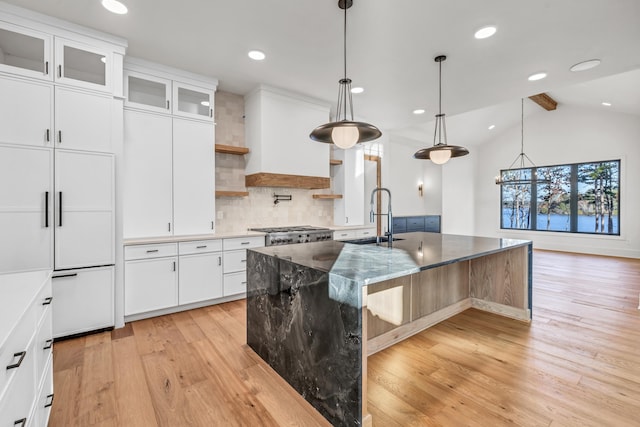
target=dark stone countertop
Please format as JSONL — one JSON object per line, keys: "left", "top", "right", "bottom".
{"left": 250, "top": 232, "right": 531, "bottom": 287}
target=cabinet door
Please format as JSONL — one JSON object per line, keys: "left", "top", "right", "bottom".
{"left": 123, "top": 110, "right": 173, "bottom": 238}
{"left": 333, "top": 146, "right": 364, "bottom": 226}
{"left": 54, "top": 37, "right": 111, "bottom": 92}
{"left": 55, "top": 86, "right": 113, "bottom": 153}
{"left": 51, "top": 266, "right": 114, "bottom": 338}
{"left": 172, "top": 81, "right": 214, "bottom": 121}
{"left": 0, "top": 76, "right": 53, "bottom": 147}
{"left": 173, "top": 118, "right": 215, "bottom": 235}
{"left": 179, "top": 252, "right": 223, "bottom": 305}
{"left": 125, "top": 257, "right": 178, "bottom": 315}
{"left": 0, "top": 145, "right": 53, "bottom": 273}
{"left": 0, "top": 21, "right": 52, "bottom": 80}
{"left": 54, "top": 150, "right": 114, "bottom": 269}
{"left": 124, "top": 70, "right": 172, "bottom": 114}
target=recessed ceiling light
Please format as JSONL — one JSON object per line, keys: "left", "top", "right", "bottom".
{"left": 413, "top": 109, "right": 425, "bottom": 115}
{"left": 474, "top": 26, "right": 497, "bottom": 39}
{"left": 350, "top": 87, "right": 364, "bottom": 94}
{"left": 570, "top": 59, "right": 601, "bottom": 72}
{"left": 248, "top": 50, "right": 266, "bottom": 61}
{"left": 101, "top": 0, "right": 128, "bottom": 14}
{"left": 528, "top": 72, "right": 547, "bottom": 81}
{"left": 488, "top": 124, "right": 495, "bottom": 130}
{"left": 602, "top": 102, "right": 612, "bottom": 107}
{"left": 100, "top": 56, "right": 107, "bottom": 63}
{"left": 201, "top": 101, "right": 210, "bottom": 107}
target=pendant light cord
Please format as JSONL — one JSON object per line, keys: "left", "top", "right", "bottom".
{"left": 438, "top": 59, "right": 442, "bottom": 115}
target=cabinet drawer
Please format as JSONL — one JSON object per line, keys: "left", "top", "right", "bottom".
{"left": 179, "top": 239, "right": 222, "bottom": 255}
{"left": 35, "top": 278, "right": 53, "bottom": 327}
{"left": 0, "top": 301, "right": 36, "bottom": 396}
{"left": 222, "top": 236, "right": 265, "bottom": 251}
{"left": 392, "top": 218, "right": 407, "bottom": 234}
{"left": 224, "top": 250, "right": 248, "bottom": 274}
{"left": 34, "top": 354, "right": 54, "bottom": 427}
{"left": 356, "top": 228, "right": 376, "bottom": 238}
{"left": 224, "top": 271, "right": 247, "bottom": 297}
{"left": 125, "top": 243, "right": 178, "bottom": 260}
{"left": 0, "top": 335, "right": 36, "bottom": 427}
{"left": 406, "top": 216, "right": 425, "bottom": 232}
{"left": 333, "top": 229, "right": 358, "bottom": 240}
{"left": 425, "top": 216, "right": 441, "bottom": 233}
{"left": 35, "top": 304, "right": 53, "bottom": 384}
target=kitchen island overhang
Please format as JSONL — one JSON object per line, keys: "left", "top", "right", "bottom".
{"left": 246, "top": 232, "right": 532, "bottom": 427}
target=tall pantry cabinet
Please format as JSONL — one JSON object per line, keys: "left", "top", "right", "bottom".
{"left": 0, "top": 4, "right": 127, "bottom": 339}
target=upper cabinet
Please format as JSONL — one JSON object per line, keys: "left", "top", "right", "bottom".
{"left": 124, "top": 58, "right": 215, "bottom": 122}
{"left": 0, "top": 21, "right": 52, "bottom": 80}
{"left": 54, "top": 38, "right": 112, "bottom": 92}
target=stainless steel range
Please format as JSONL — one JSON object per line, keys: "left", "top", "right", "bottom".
{"left": 250, "top": 225, "right": 333, "bottom": 246}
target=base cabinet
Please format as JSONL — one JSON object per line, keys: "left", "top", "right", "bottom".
{"left": 222, "top": 236, "right": 265, "bottom": 297}
{"left": 125, "top": 257, "right": 178, "bottom": 316}
{"left": 178, "top": 248, "right": 223, "bottom": 305}
{"left": 52, "top": 266, "right": 114, "bottom": 338}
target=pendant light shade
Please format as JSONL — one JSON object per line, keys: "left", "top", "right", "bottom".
{"left": 309, "top": 0, "right": 382, "bottom": 149}
{"left": 414, "top": 55, "right": 469, "bottom": 164}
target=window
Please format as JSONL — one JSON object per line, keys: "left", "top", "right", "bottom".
{"left": 500, "top": 160, "right": 620, "bottom": 235}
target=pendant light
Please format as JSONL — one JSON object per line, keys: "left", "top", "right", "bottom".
{"left": 309, "top": 0, "right": 382, "bottom": 149}
{"left": 414, "top": 55, "right": 469, "bottom": 164}
{"left": 495, "top": 98, "right": 549, "bottom": 185}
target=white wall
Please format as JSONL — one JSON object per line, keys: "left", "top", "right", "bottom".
{"left": 470, "top": 105, "right": 640, "bottom": 258}
{"left": 441, "top": 153, "right": 475, "bottom": 235}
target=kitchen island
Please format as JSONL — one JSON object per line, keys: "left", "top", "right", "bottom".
{"left": 246, "top": 232, "right": 532, "bottom": 427}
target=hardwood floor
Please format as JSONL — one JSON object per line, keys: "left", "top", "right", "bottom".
{"left": 49, "top": 250, "right": 640, "bottom": 426}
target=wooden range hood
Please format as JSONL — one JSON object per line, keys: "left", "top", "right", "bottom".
{"left": 245, "top": 172, "right": 330, "bottom": 190}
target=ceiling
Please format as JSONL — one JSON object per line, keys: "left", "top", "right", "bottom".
{"left": 4, "top": 0, "right": 640, "bottom": 140}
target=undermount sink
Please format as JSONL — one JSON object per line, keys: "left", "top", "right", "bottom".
{"left": 343, "top": 236, "right": 404, "bottom": 245}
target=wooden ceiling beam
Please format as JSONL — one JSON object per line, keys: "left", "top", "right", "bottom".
{"left": 528, "top": 93, "right": 558, "bottom": 111}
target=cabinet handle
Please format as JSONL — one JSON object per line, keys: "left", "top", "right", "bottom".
{"left": 45, "top": 191, "right": 49, "bottom": 228}
{"left": 45, "top": 61, "right": 49, "bottom": 75}
{"left": 44, "top": 393, "right": 54, "bottom": 408}
{"left": 240, "top": 242, "right": 251, "bottom": 245}
{"left": 241, "top": 259, "right": 246, "bottom": 263}
{"left": 52, "top": 273, "right": 77, "bottom": 279}
{"left": 172, "top": 261, "right": 176, "bottom": 271}
{"left": 58, "top": 64, "right": 62, "bottom": 78}
{"left": 340, "top": 233, "right": 347, "bottom": 237}
{"left": 43, "top": 339, "right": 53, "bottom": 350}
{"left": 58, "top": 192, "right": 62, "bottom": 226}
{"left": 6, "top": 351, "right": 26, "bottom": 370}
{"left": 167, "top": 100, "right": 170, "bottom": 110}
{"left": 13, "top": 418, "right": 27, "bottom": 427}
{"left": 196, "top": 245, "right": 207, "bottom": 249}
{"left": 346, "top": 216, "right": 349, "bottom": 223}
{"left": 42, "top": 297, "right": 53, "bottom": 306}
{"left": 218, "top": 256, "right": 221, "bottom": 266}
{"left": 58, "top": 130, "right": 62, "bottom": 143}
{"left": 209, "top": 108, "right": 213, "bottom": 118}
{"left": 241, "top": 281, "right": 247, "bottom": 285}
{"left": 46, "top": 129, "right": 50, "bottom": 142}
{"left": 168, "top": 223, "right": 171, "bottom": 232}
{"left": 211, "top": 221, "right": 214, "bottom": 230}
{"left": 146, "top": 249, "right": 159, "bottom": 253}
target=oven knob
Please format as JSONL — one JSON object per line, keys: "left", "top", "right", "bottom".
{"left": 287, "top": 238, "right": 293, "bottom": 243}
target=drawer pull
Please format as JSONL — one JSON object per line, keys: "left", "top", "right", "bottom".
{"left": 43, "top": 339, "right": 53, "bottom": 350}
{"left": 45, "top": 393, "right": 54, "bottom": 408}
{"left": 240, "top": 242, "right": 251, "bottom": 245}
{"left": 218, "top": 256, "right": 222, "bottom": 266}
{"left": 146, "top": 249, "right": 159, "bottom": 253}
{"left": 14, "top": 418, "right": 27, "bottom": 427}
{"left": 241, "top": 281, "right": 247, "bottom": 285}
{"left": 42, "top": 296, "right": 53, "bottom": 305}
{"left": 196, "top": 245, "right": 207, "bottom": 249}
{"left": 241, "top": 259, "right": 246, "bottom": 263}
{"left": 53, "top": 273, "right": 77, "bottom": 279}
{"left": 7, "top": 351, "right": 26, "bottom": 370}
{"left": 340, "top": 233, "right": 348, "bottom": 237}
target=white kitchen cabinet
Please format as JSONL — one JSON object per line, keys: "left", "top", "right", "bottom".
{"left": 333, "top": 229, "right": 358, "bottom": 241}
{"left": 124, "top": 70, "right": 172, "bottom": 114}
{"left": 173, "top": 81, "right": 214, "bottom": 121}
{"left": 222, "top": 236, "right": 264, "bottom": 297}
{"left": 0, "top": 145, "right": 53, "bottom": 273}
{"left": 54, "top": 150, "right": 114, "bottom": 269}
{"left": 173, "top": 118, "right": 215, "bottom": 235}
{"left": 0, "top": 20, "right": 52, "bottom": 80}
{"left": 54, "top": 37, "right": 111, "bottom": 92}
{"left": 0, "top": 76, "right": 52, "bottom": 147}
{"left": 54, "top": 86, "right": 113, "bottom": 153}
{"left": 125, "top": 252, "right": 178, "bottom": 316}
{"left": 179, "top": 252, "right": 223, "bottom": 305}
{"left": 333, "top": 146, "right": 365, "bottom": 226}
{"left": 51, "top": 266, "right": 114, "bottom": 338}
{"left": 123, "top": 110, "right": 173, "bottom": 238}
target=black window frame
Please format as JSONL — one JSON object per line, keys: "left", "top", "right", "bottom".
{"left": 499, "top": 159, "right": 621, "bottom": 236}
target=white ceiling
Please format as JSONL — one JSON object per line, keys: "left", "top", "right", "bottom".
{"left": 4, "top": 0, "right": 640, "bottom": 140}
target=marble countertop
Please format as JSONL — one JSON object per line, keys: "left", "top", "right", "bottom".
{"left": 123, "top": 230, "right": 265, "bottom": 246}
{"left": 251, "top": 232, "right": 531, "bottom": 286}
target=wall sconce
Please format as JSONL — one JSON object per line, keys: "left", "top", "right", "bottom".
{"left": 418, "top": 183, "right": 424, "bottom": 197}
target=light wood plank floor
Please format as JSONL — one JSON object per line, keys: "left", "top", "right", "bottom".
{"left": 50, "top": 250, "right": 640, "bottom": 426}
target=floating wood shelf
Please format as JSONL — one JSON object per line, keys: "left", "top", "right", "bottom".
{"left": 215, "top": 144, "right": 250, "bottom": 155}
{"left": 312, "top": 194, "right": 343, "bottom": 199}
{"left": 329, "top": 159, "right": 343, "bottom": 165}
{"left": 215, "top": 190, "right": 249, "bottom": 197}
